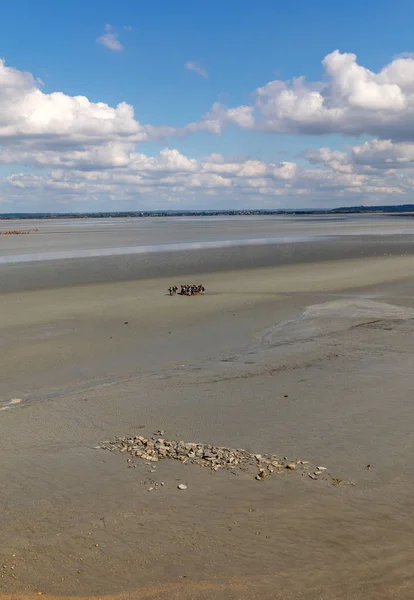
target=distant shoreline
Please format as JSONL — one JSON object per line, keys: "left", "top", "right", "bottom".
{"left": 2, "top": 206, "right": 414, "bottom": 219}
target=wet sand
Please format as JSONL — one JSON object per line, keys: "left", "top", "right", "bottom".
{"left": 3, "top": 213, "right": 414, "bottom": 293}
{"left": 2, "top": 221, "right": 414, "bottom": 598}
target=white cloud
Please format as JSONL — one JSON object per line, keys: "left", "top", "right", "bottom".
{"left": 305, "top": 148, "right": 354, "bottom": 174}
{"left": 306, "top": 138, "right": 414, "bottom": 173}
{"left": 185, "top": 102, "right": 255, "bottom": 135}
{"left": 273, "top": 162, "right": 298, "bottom": 180}
{"left": 0, "top": 59, "right": 176, "bottom": 149}
{"left": 4, "top": 145, "right": 410, "bottom": 210}
{"left": 351, "top": 139, "right": 414, "bottom": 168}
{"left": 199, "top": 50, "right": 414, "bottom": 142}
{"left": 1, "top": 55, "right": 414, "bottom": 210}
{"left": 97, "top": 25, "right": 124, "bottom": 52}
{"left": 185, "top": 61, "right": 208, "bottom": 79}
{"left": 393, "top": 52, "right": 414, "bottom": 60}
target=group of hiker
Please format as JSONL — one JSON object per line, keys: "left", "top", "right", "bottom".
{"left": 168, "top": 284, "right": 206, "bottom": 296}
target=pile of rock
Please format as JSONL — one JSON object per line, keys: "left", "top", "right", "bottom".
{"left": 100, "top": 435, "right": 311, "bottom": 479}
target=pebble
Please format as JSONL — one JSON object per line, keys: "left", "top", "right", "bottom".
{"left": 178, "top": 484, "right": 188, "bottom": 490}
{"left": 317, "top": 466, "right": 327, "bottom": 471}
{"left": 101, "top": 435, "right": 320, "bottom": 481}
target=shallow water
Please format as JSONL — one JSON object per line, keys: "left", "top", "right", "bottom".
{"left": 2, "top": 213, "right": 414, "bottom": 261}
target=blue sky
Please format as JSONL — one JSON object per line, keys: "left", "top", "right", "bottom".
{"left": 1, "top": 0, "right": 414, "bottom": 210}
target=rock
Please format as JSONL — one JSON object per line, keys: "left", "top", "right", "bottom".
{"left": 317, "top": 466, "right": 327, "bottom": 471}
{"left": 101, "top": 435, "right": 314, "bottom": 481}
{"left": 256, "top": 468, "right": 267, "bottom": 481}
{"left": 178, "top": 484, "right": 187, "bottom": 490}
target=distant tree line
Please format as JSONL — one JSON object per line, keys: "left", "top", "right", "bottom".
{"left": 1, "top": 206, "right": 414, "bottom": 219}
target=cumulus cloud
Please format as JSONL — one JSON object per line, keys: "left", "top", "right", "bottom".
{"left": 200, "top": 50, "right": 414, "bottom": 142}
{"left": 4, "top": 145, "right": 409, "bottom": 209}
{"left": 351, "top": 139, "right": 414, "bottom": 168}
{"left": 305, "top": 148, "right": 354, "bottom": 174}
{"left": 1, "top": 55, "right": 414, "bottom": 209}
{"left": 0, "top": 58, "right": 178, "bottom": 150}
{"left": 97, "top": 24, "right": 124, "bottom": 52}
{"left": 185, "top": 102, "right": 255, "bottom": 135}
{"left": 185, "top": 61, "right": 208, "bottom": 79}
{"left": 306, "top": 138, "right": 414, "bottom": 173}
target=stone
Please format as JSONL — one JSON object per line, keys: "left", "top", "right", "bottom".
{"left": 256, "top": 469, "right": 267, "bottom": 480}
{"left": 101, "top": 435, "right": 317, "bottom": 481}
{"left": 178, "top": 484, "right": 187, "bottom": 490}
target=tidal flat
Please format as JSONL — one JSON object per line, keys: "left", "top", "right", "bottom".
{"left": 2, "top": 215, "right": 414, "bottom": 599}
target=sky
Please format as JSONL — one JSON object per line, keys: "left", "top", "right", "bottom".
{"left": 1, "top": 0, "right": 414, "bottom": 211}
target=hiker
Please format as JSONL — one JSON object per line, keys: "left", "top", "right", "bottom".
{"left": 173, "top": 284, "right": 206, "bottom": 296}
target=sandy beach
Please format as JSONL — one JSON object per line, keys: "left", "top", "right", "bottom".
{"left": 2, "top": 216, "right": 414, "bottom": 599}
